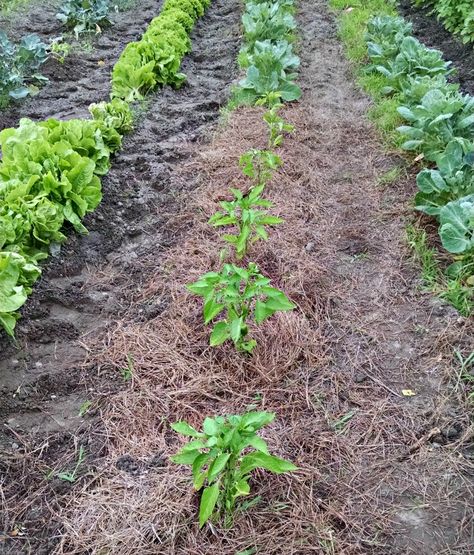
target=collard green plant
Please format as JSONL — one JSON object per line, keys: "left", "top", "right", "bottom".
{"left": 209, "top": 185, "right": 283, "bottom": 259}
{"left": 415, "top": 141, "right": 474, "bottom": 215}
{"left": 439, "top": 195, "right": 474, "bottom": 254}
{"left": 397, "top": 89, "right": 474, "bottom": 161}
{"left": 235, "top": 45, "right": 301, "bottom": 104}
{"left": 242, "top": 1, "right": 296, "bottom": 47}
{"left": 0, "top": 31, "right": 48, "bottom": 107}
{"left": 187, "top": 263, "right": 295, "bottom": 352}
{"left": 56, "top": 0, "right": 112, "bottom": 38}
{"left": 171, "top": 411, "right": 297, "bottom": 528}
{"left": 370, "top": 36, "right": 453, "bottom": 96}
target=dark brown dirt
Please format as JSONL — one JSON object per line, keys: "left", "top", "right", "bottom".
{"left": 397, "top": 0, "right": 474, "bottom": 95}
{"left": 0, "top": 0, "right": 164, "bottom": 129}
{"left": 0, "top": 0, "right": 242, "bottom": 552}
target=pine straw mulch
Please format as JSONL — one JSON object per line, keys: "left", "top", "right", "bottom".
{"left": 53, "top": 105, "right": 474, "bottom": 554}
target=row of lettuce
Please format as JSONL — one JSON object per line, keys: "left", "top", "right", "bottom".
{"left": 0, "top": 0, "right": 212, "bottom": 337}
{"left": 365, "top": 16, "right": 473, "bottom": 284}
{"left": 412, "top": 0, "right": 474, "bottom": 44}
{"left": 174, "top": 0, "right": 301, "bottom": 528}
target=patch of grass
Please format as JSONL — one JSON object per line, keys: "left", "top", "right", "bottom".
{"left": 378, "top": 165, "right": 405, "bottom": 187}
{"left": 406, "top": 224, "right": 474, "bottom": 316}
{"left": 406, "top": 224, "right": 440, "bottom": 288}
{"left": 367, "top": 96, "right": 404, "bottom": 145}
{"left": 329, "top": 0, "right": 396, "bottom": 63}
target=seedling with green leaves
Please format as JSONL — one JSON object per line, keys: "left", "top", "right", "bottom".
{"left": 239, "top": 149, "right": 282, "bottom": 187}
{"left": 57, "top": 446, "right": 85, "bottom": 483}
{"left": 171, "top": 411, "right": 297, "bottom": 528}
{"left": 209, "top": 184, "right": 283, "bottom": 259}
{"left": 187, "top": 262, "right": 295, "bottom": 353}
{"left": 262, "top": 103, "right": 294, "bottom": 148}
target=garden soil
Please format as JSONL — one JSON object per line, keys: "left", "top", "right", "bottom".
{"left": 398, "top": 0, "right": 474, "bottom": 95}
{"left": 1, "top": 0, "right": 473, "bottom": 554}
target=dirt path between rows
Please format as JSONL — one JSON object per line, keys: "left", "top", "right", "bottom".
{"left": 0, "top": 0, "right": 162, "bottom": 130}
{"left": 0, "top": 0, "right": 242, "bottom": 552}
{"left": 1, "top": 0, "right": 473, "bottom": 553}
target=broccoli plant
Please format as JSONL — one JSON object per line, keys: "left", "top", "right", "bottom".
{"left": 209, "top": 184, "right": 283, "bottom": 259}
{"left": 0, "top": 31, "right": 48, "bottom": 107}
{"left": 56, "top": 0, "right": 112, "bottom": 38}
{"left": 171, "top": 411, "right": 297, "bottom": 528}
{"left": 187, "top": 262, "right": 295, "bottom": 352}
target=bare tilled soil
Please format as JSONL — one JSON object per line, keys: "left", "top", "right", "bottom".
{"left": 0, "top": 0, "right": 164, "bottom": 129}
{"left": 398, "top": 0, "right": 474, "bottom": 95}
{"left": 1, "top": 0, "right": 473, "bottom": 553}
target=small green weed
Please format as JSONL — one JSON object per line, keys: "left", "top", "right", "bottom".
{"left": 57, "top": 446, "right": 85, "bottom": 483}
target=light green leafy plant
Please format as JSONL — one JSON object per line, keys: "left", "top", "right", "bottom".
{"left": 171, "top": 411, "right": 297, "bottom": 528}
{"left": 262, "top": 102, "right": 294, "bottom": 148}
{"left": 187, "top": 262, "right": 295, "bottom": 352}
{"left": 415, "top": 140, "right": 474, "bottom": 216}
{"left": 397, "top": 89, "right": 474, "bottom": 161}
{"left": 239, "top": 149, "right": 282, "bottom": 186}
{"left": 439, "top": 194, "right": 474, "bottom": 254}
{"left": 209, "top": 184, "right": 283, "bottom": 259}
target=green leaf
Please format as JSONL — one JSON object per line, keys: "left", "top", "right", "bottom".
{"left": 171, "top": 421, "right": 204, "bottom": 438}
{"left": 171, "top": 449, "right": 201, "bottom": 465}
{"left": 240, "top": 452, "right": 298, "bottom": 476}
{"left": 203, "top": 417, "right": 220, "bottom": 437}
{"left": 207, "top": 453, "right": 230, "bottom": 482}
{"left": 199, "top": 483, "right": 220, "bottom": 528}
{"left": 210, "top": 321, "right": 231, "bottom": 346}
{"left": 203, "top": 298, "right": 225, "bottom": 324}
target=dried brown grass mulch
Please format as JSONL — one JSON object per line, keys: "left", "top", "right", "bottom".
{"left": 51, "top": 104, "right": 473, "bottom": 554}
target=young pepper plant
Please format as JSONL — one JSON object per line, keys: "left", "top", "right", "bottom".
{"left": 187, "top": 262, "right": 295, "bottom": 353}
{"left": 239, "top": 148, "right": 282, "bottom": 187}
{"left": 208, "top": 184, "right": 283, "bottom": 259}
{"left": 171, "top": 411, "right": 297, "bottom": 528}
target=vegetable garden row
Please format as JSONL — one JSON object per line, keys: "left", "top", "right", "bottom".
{"left": 333, "top": 0, "right": 474, "bottom": 313}
{"left": 412, "top": 0, "right": 474, "bottom": 44}
{"left": 0, "top": 0, "right": 212, "bottom": 337}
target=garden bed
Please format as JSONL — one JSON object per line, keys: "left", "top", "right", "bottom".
{"left": 0, "top": 0, "right": 473, "bottom": 553}
{"left": 398, "top": 0, "right": 474, "bottom": 95}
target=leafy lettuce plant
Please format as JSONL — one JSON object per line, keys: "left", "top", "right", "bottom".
{"left": 89, "top": 98, "right": 134, "bottom": 136}
{"left": 111, "top": 7, "right": 199, "bottom": 101}
{"left": 209, "top": 184, "right": 283, "bottom": 259}
{"left": 0, "top": 117, "right": 120, "bottom": 337}
{"left": 0, "top": 31, "right": 48, "bottom": 107}
{"left": 187, "top": 262, "right": 295, "bottom": 352}
{"left": 171, "top": 411, "right": 297, "bottom": 528}
{"left": 0, "top": 252, "right": 40, "bottom": 337}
